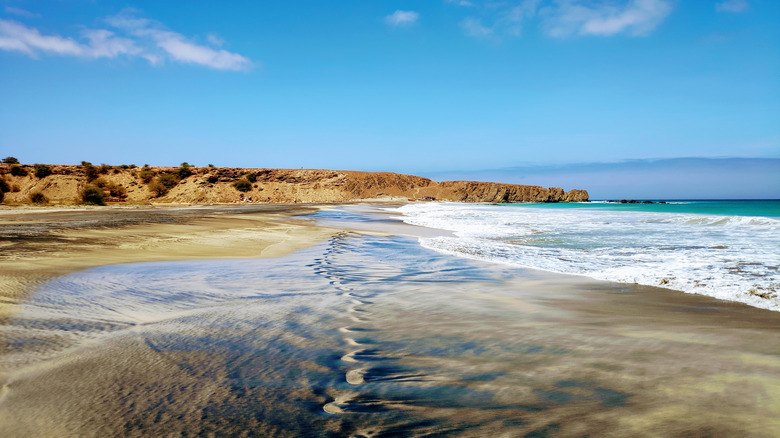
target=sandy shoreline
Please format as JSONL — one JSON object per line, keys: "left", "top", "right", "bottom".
{"left": 2, "top": 204, "right": 780, "bottom": 436}
{"left": 0, "top": 204, "right": 339, "bottom": 322}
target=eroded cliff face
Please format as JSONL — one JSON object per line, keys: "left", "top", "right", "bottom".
{"left": 0, "top": 164, "right": 588, "bottom": 205}
{"left": 432, "top": 181, "right": 589, "bottom": 203}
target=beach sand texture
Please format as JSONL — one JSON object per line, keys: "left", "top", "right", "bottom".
{"left": 1, "top": 205, "right": 779, "bottom": 437}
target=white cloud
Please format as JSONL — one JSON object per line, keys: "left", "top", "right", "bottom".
{"left": 446, "top": 0, "right": 475, "bottom": 6}
{"left": 207, "top": 33, "right": 225, "bottom": 47}
{"left": 154, "top": 33, "right": 250, "bottom": 70}
{"left": 106, "top": 9, "right": 251, "bottom": 70}
{"left": 385, "top": 10, "right": 420, "bottom": 27}
{"left": 715, "top": 0, "right": 749, "bottom": 13}
{"left": 0, "top": 9, "right": 252, "bottom": 71}
{"left": 461, "top": 18, "right": 494, "bottom": 37}
{"left": 449, "top": 0, "right": 674, "bottom": 39}
{"left": 0, "top": 19, "right": 106, "bottom": 57}
{"left": 4, "top": 6, "right": 39, "bottom": 18}
{"left": 541, "top": 0, "right": 675, "bottom": 38}
{"left": 81, "top": 29, "right": 142, "bottom": 58}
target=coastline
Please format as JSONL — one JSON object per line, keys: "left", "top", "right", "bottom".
{"left": 1, "top": 203, "right": 780, "bottom": 436}
{"left": 0, "top": 204, "right": 338, "bottom": 322}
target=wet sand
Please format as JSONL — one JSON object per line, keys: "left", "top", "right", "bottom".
{"left": 1, "top": 206, "right": 780, "bottom": 437}
{"left": 0, "top": 205, "right": 335, "bottom": 319}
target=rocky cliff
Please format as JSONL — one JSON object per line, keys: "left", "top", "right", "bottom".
{"left": 0, "top": 163, "right": 588, "bottom": 205}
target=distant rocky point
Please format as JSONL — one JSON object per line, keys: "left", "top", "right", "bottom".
{"left": 612, "top": 200, "right": 666, "bottom": 204}
{"left": 0, "top": 162, "right": 589, "bottom": 205}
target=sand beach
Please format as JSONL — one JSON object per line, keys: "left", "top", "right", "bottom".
{"left": 1, "top": 204, "right": 779, "bottom": 437}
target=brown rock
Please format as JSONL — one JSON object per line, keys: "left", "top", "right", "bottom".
{"left": 0, "top": 163, "right": 588, "bottom": 205}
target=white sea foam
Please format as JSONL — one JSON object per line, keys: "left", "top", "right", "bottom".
{"left": 396, "top": 203, "right": 780, "bottom": 311}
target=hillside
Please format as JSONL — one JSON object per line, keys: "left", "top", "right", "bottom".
{"left": 0, "top": 163, "right": 588, "bottom": 205}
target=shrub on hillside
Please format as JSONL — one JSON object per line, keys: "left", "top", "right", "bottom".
{"left": 33, "top": 164, "right": 52, "bottom": 178}
{"left": 109, "top": 183, "right": 127, "bottom": 198}
{"left": 245, "top": 172, "right": 257, "bottom": 183}
{"left": 148, "top": 173, "right": 179, "bottom": 197}
{"left": 2, "top": 157, "right": 19, "bottom": 164}
{"left": 0, "top": 177, "right": 7, "bottom": 203}
{"left": 30, "top": 192, "right": 48, "bottom": 204}
{"left": 10, "top": 165, "right": 27, "bottom": 176}
{"left": 178, "top": 162, "right": 193, "bottom": 179}
{"left": 139, "top": 165, "right": 155, "bottom": 183}
{"left": 158, "top": 173, "right": 179, "bottom": 188}
{"left": 81, "top": 161, "right": 99, "bottom": 182}
{"left": 148, "top": 181, "right": 167, "bottom": 197}
{"left": 206, "top": 174, "right": 219, "bottom": 184}
{"left": 93, "top": 178, "right": 127, "bottom": 198}
{"left": 98, "top": 164, "right": 112, "bottom": 174}
{"left": 233, "top": 179, "right": 252, "bottom": 192}
{"left": 81, "top": 184, "right": 106, "bottom": 205}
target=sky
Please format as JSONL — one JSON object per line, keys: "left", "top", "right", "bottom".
{"left": 0, "top": 0, "right": 778, "bottom": 198}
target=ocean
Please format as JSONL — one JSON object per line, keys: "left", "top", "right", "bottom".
{"left": 396, "top": 200, "right": 780, "bottom": 311}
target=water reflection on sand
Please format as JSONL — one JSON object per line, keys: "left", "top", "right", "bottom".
{"left": 2, "top": 232, "right": 780, "bottom": 436}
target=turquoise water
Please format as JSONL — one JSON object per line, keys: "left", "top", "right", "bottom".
{"left": 503, "top": 200, "right": 780, "bottom": 218}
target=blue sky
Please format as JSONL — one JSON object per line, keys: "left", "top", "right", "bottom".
{"left": 0, "top": 0, "right": 778, "bottom": 197}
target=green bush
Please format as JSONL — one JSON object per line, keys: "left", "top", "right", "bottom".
{"left": 0, "top": 178, "right": 7, "bottom": 203}
{"left": 148, "top": 173, "right": 179, "bottom": 197}
{"left": 158, "top": 173, "right": 179, "bottom": 188}
{"left": 148, "top": 181, "right": 167, "bottom": 197}
{"left": 93, "top": 178, "right": 126, "bottom": 198}
{"left": 30, "top": 192, "right": 48, "bottom": 204}
{"left": 139, "top": 165, "right": 156, "bottom": 183}
{"left": 81, "top": 184, "right": 106, "bottom": 205}
{"left": 10, "top": 165, "right": 27, "bottom": 176}
{"left": 245, "top": 172, "right": 257, "bottom": 183}
{"left": 98, "top": 164, "right": 111, "bottom": 174}
{"left": 178, "top": 162, "right": 193, "bottom": 179}
{"left": 81, "top": 161, "right": 99, "bottom": 182}
{"left": 2, "top": 156, "right": 19, "bottom": 164}
{"left": 233, "top": 179, "right": 252, "bottom": 192}
{"left": 33, "top": 164, "right": 52, "bottom": 178}
{"left": 107, "top": 181, "right": 126, "bottom": 197}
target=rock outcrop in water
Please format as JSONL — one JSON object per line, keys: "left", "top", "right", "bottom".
{"left": 0, "top": 164, "right": 588, "bottom": 205}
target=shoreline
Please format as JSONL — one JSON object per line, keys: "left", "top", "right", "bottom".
{"left": 2, "top": 203, "right": 780, "bottom": 435}
{"left": 0, "top": 204, "right": 341, "bottom": 322}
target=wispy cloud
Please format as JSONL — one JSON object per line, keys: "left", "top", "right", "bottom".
{"left": 715, "top": 0, "right": 749, "bottom": 13}
{"left": 384, "top": 10, "right": 420, "bottom": 27}
{"left": 0, "top": 19, "right": 139, "bottom": 58}
{"left": 4, "top": 6, "right": 39, "bottom": 18}
{"left": 0, "top": 9, "right": 252, "bottom": 71}
{"left": 461, "top": 18, "right": 494, "bottom": 38}
{"left": 105, "top": 9, "right": 251, "bottom": 71}
{"left": 445, "top": 0, "right": 475, "bottom": 6}
{"left": 448, "top": 0, "right": 675, "bottom": 39}
{"left": 542, "top": 0, "right": 675, "bottom": 37}
{"left": 206, "top": 33, "right": 225, "bottom": 48}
